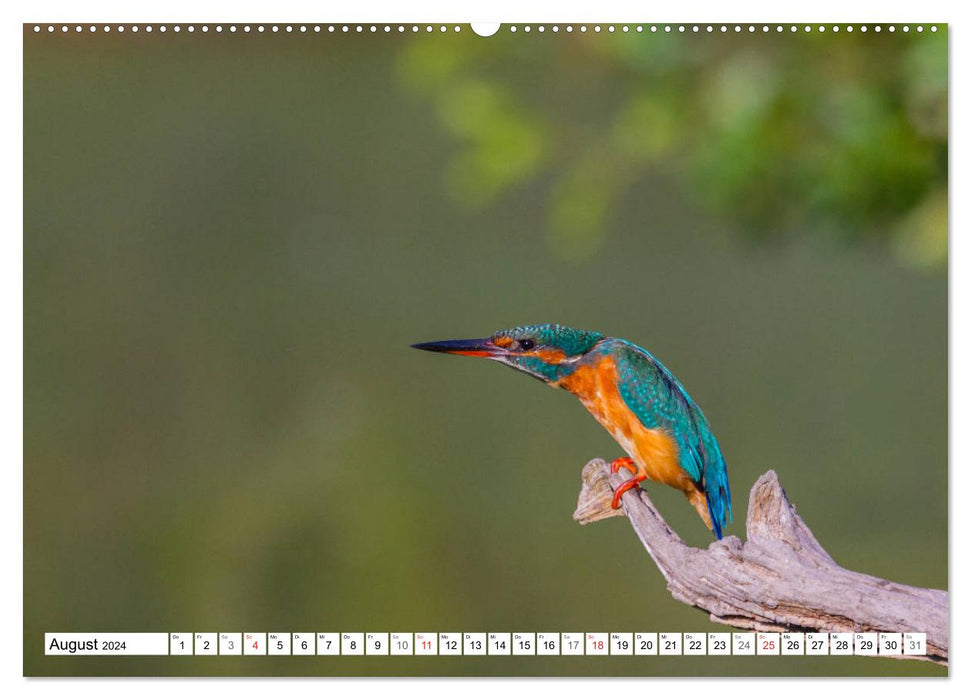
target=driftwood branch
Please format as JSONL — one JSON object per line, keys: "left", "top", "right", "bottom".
{"left": 574, "top": 458, "right": 948, "bottom": 665}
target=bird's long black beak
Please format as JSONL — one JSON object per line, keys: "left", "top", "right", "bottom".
{"left": 411, "top": 337, "right": 506, "bottom": 358}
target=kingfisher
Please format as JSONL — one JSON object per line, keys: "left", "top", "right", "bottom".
{"left": 413, "top": 323, "right": 732, "bottom": 538}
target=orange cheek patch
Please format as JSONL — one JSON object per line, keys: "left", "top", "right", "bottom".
{"left": 532, "top": 348, "right": 567, "bottom": 363}
{"left": 492, "top": 336, "right": 514, "bottom": 349}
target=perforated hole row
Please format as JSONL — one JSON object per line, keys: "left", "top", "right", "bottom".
{"left": 30, "top": 24, "right": 464, "bottom": 34}
{"left": 30, "top": 24, "right": 940, "bottom": 35}
{"left": 506, "top": 24, "right": 937, "bottom": 33}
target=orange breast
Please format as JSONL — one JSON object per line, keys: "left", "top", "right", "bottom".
{"left": 556, "top": 358, "right": 694, "bottom": 493}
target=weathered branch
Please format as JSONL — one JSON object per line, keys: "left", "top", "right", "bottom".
{"left": 574, "top": 459, "right": 948, "bottom": 665}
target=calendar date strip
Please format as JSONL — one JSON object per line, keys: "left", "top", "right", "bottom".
{"left": 574, "top": 460, "right": 948, "bottom": 665}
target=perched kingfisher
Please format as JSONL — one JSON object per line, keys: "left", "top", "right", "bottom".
{"left": 413, "top": 323, "right": 732, "bottom": 539}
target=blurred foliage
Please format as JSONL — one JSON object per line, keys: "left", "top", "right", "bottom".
{"left": 397, "top": 27, "right": 947, "bottom": 265}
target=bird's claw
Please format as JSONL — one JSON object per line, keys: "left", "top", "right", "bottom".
{"left": 609, "top": 457, "right": 635, "bottom": 476}
{"left": 611, "top": 474, "right": 646, "bottom": 509}
{"left": 610, "top": 458, "right": 642, "bottom": 509}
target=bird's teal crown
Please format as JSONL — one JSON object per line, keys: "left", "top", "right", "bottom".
{"left": 493, "top": 323, "right": 604, "bottom": 357}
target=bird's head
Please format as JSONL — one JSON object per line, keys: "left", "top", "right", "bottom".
{"left": 412, "top": 323, "right": 605, "bottom": 383}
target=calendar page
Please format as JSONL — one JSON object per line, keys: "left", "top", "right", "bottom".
{"left": 23, "top": 16, "right": 948, "bottom": 678}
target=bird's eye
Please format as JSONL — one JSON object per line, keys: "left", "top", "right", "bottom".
{"left": 519, "top": 339, "right": 535, "bottom": 351}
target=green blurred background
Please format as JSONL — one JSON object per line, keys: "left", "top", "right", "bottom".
{"left": 24, "top": 24, "right": 947, "bottom": 676}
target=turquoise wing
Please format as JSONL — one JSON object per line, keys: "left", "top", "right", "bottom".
{"left": 610, "top": 340, "right": 732, "bottom": 538}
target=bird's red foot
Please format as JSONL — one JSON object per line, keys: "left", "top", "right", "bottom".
{"left": 609, "top": 456, "right": 635, "bottom": 475}
{"left": 611, "top": 474, "right": 646, "bottom": 509}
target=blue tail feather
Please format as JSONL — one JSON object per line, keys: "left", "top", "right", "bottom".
{"left": 704, "top": 455, "right": 732, "bottom": 540}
